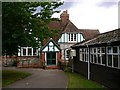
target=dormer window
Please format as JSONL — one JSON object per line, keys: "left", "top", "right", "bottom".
{"left": 68, "top": 33, "right": 77, "bottom": 42}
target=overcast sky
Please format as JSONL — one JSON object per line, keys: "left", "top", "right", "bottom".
{"left": 52, "top": 0, "right": 119, "bottom": 33}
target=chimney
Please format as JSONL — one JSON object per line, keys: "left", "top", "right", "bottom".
{"left": 60, "top": 10, "right": 69, "bottom": 22}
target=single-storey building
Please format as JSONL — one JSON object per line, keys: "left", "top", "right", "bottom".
{"left": 71, "top": 28, "right": 120, "bottom": 88}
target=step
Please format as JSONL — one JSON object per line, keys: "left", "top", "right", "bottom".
{"left": 46, "top": 66, "right": 59, "bottom": 69}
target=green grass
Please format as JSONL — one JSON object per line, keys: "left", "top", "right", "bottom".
{"left": 2, "top": 70, "right": 31, "bottom": 87}
{"left": 66, "top": 72, "right": 106, "bottom": 88}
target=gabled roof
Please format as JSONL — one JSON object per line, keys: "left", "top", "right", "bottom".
{"left": 72, "top": 28, "right": 120, "bottom": 48}
{"left": 62, "top": 20, "right": 80, "bottom": 33}
{"left": 42, "top": 20, "right": 68, "bottom": 45}
{"left": 79, "top": 29, "right": 100, "bottom": 40}
{"left": 42, "top": 10, "right": 100, "bottom": 46}
{"left": 41, "top": 38, "right": 61, "bottom": 52}
{"left": 43, "top": 20, "right": 100, "bottom": 45}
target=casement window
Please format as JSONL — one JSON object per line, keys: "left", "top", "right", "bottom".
{"left": 90, "top": 47, "right": 105, "bottom": 65}
{"left": 79, "top": 48, "right": 89, "bottom": 62}
{"left": 68, "top": 33, "right": 77, "bottom": 42}
{"left": 21, "top": 47, "right": 38, "bottom": 56}
{"left": 107, "top": 46, "right": 120, "bottom": 68}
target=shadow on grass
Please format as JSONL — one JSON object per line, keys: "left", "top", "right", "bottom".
{"left": 2, "top": 70, "right": 31, "bottom": 87}
{"left": 65, "top": 71, "right": 107, "bottom": 89}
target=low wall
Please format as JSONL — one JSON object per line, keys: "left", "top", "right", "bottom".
{"left": 17, "top": 56, "right": 40, "bottom": 68}
{"left": 2, "top": 56, "right": 17, "bottom": 66}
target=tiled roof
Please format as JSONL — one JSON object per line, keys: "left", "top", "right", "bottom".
{"left": 79, "top": 29, "right": 100, "bottom": 40}
{"left": 72, "top": 28, "right": 120, "bottom": 47}
{"left": 62, "top": 20, "right": 80, "bottom": 33}
{"left": 43, "top": 20, "right": 100, "bottom": 46}
{"left": 42, "top": 10, "right": 100, "bottom": 46}
{"left": 42, "top": 20, "right": 68, "bottom": 45}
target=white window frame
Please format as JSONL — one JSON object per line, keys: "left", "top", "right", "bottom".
{"left": 68, "top": 33, "right": 77, "bottom": 42}
{"left": 107, "top": 46, "right": 120, "bottom": 69}
{"left": 79, "top": 48, "right": 88, "bottom": 62}
{"left": 21, "top": 47, "right": 38, "bottom": 56}
{"left": 90, "top": 47, "right": 105, "bottom": 66}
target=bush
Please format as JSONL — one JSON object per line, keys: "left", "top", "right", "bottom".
{"left": 64, "top": 67, "right": 72, "bottom": 72}
{"left": 12, "top": 60, "right": 18, "bottom": 66}
{"left": 58, "top": 61, "right": 72, "bottom": 72}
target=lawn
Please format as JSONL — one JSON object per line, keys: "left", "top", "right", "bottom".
{"left": 2, "top": 70, "right": 31, "bottom": 87}
{"left": 66, "top": 72, "right": 106, "bottom": 89}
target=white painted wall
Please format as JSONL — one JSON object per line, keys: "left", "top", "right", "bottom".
{"left": 58, "top": 33, "right": 85, "bottom": 43}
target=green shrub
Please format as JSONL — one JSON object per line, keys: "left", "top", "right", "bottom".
{"left": 64, "top": 67, "right": 72, "bottom": 72}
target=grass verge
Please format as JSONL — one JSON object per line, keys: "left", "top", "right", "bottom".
{"left": 2, "top": 70, "right": 31, "bottom": 87}
{"left": 66, "top": 72, "right": 106, "bottom": 89}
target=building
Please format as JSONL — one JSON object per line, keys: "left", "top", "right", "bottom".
{"left": 17, "top": 10, "right": 100, "bottom": 68}
{"left": 71, "top": 28, "right": 120, "bottom": 88}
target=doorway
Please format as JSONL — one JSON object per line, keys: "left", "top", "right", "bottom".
{"left": 46, "top": 52, "right": 56, "bottom": 65}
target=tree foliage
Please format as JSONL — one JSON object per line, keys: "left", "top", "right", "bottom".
{"left": 2, "top": 2, "right": 63, "bottom": 56}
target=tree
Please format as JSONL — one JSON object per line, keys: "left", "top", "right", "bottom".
{"left": 2, "top": 2, "right": 63, "bottom": 56}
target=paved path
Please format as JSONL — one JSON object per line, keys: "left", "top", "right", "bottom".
{"left": 3, "top": 67, "right": 68, "bottom": 88}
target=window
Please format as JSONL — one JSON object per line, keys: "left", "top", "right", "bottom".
{"left": 108, "top": 55, "right": 112, "bottom": 66}
{"left": 79, "top": 48, "right": 88, "bottom": 62}
{"left": 21, "top": 47, "right": 38, "bottom": 56}
{"left": 28, "top": 48, "right": 32, "bottom": 56}
{"left": 107, "top": 46, "right": 119, "bottom": 69}
{"left": 68, "top": 33, "right": 77, "bottom": 42}
{"left": 107, "top": 47, "right": 112, "bottom": 53}
{"left": 94, "top": 54, "right": 97, "bottom": 63}
{"left": 98, "top": 54, "right": 101, "bottom": 64}
{"left": 113, "top": 47, "right": 118, "bottom": 53}
{"left": 101, "top": 54, "right": 106, "bottom": 64}
{"left": 90, "top": 47, "right": 105, "bottom": 65}
{"left": 71, "top": 34, "right": 73, "bottom": 41}
{"left": 33, "top": 48, "right": 37, "bottom": 55}
{"left": 69, "top": 33, "right": 70, "bottom": 41}
{"left": 66, "top": 50, "right": 69, "bottom": 59}
{"left": 74, "top": 34, "right": 76, "bottom": 41}
{"left": 23, "top": 48, "right": 26, "bottom": 56}
{"left": 113, "top": 55, "right": 118, "bottom": 67}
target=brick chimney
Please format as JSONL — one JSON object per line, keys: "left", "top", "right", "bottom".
{"left": 60, "top": 10, "right": 69, "bottom": 22}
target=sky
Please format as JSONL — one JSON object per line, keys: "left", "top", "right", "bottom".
{"left": 52, "top": 0, "right": 119, "bottom": 33}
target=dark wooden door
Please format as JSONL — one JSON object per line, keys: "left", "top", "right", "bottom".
{"left": 47, "top": 52, "right": 56, "bottom": 65}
